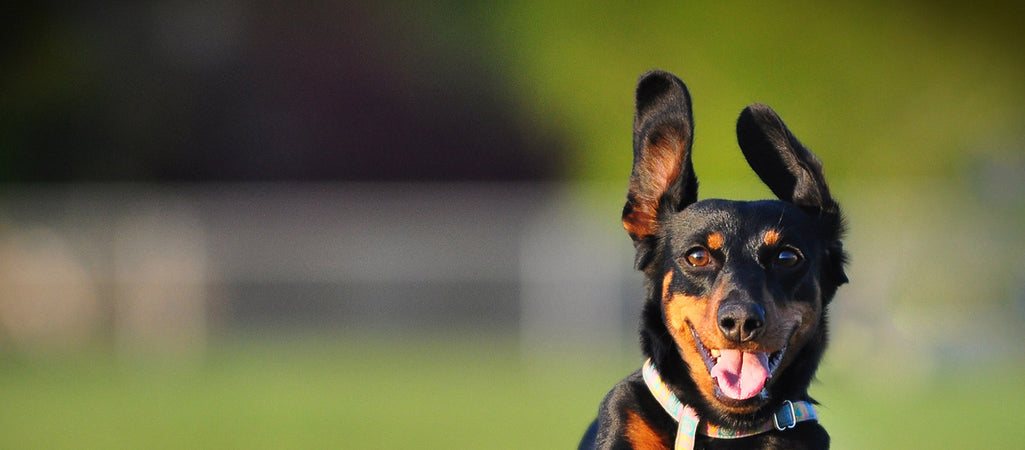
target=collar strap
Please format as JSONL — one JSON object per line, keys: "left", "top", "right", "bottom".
{"left": 641, "top": 359, "right": 817, "bottom": 450}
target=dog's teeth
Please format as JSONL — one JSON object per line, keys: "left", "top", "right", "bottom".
{"left": 710, "top": 349, "right": 720, "bottom": 358}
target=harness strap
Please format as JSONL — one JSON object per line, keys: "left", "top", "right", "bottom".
{"left": 641, "top": 359, "right": 817, "bottom": 449}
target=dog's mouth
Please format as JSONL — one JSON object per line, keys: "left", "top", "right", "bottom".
{"left": 688, "top": 322, "right": 787, "bottom": 403}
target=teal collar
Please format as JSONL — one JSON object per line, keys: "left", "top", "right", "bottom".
{"left": 641, "top": 359, "right": 818, "bottom": 449}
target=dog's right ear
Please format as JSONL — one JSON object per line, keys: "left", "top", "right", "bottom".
{"left": 736, "top": 103, "right": 838, "bottom": 215}
{"left": 622, "top": 70, "right": 697, "bottom": 269}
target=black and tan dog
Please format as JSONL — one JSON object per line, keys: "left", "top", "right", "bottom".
{"left": 579, "top": 71, "right": 848, "bottom": 449}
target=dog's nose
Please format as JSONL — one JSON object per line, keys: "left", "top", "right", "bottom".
{"left": 717, "top": 302, "right": 765, "bottom": 343}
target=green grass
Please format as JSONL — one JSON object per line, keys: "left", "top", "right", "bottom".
{"left": 1, "top": 334, "right": 1022, "bottom": 449}
{"left": 816, "top": 363, "right": 1025, "bottom": 449}
{"left": 0, "top": 335, "right": 622, "bottom": 449}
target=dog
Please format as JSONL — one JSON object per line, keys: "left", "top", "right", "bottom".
{"left": 578, "top": 70, "right": 848, "bottom": 449}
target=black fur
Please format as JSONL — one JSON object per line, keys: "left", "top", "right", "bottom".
{"left": 580, "top": 70, "right": 847, "bottom": 449}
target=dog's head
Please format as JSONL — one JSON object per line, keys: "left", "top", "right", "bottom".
{"left": 623, "top": 71, "right": 847, "bottom": 420}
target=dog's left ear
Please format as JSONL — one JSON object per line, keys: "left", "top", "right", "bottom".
{"left": 737, "top": 104, "right": 848, "bottom": 291}
{"left": 736, "top": 103, "right": 838, "bottom": 215}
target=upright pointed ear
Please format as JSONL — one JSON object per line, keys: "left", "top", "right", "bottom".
{"left": 736, "top": 103, "right": 838, "bottom": 214}
{"left": 622, "top": 70, "right": 697, "bottom": 269}
{"left": 737, "top": 103, "right": 848, "bottom": 293}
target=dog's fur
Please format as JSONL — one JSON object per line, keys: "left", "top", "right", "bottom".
{"left": 579, "top": 71, "right": 847, "bottom": 449}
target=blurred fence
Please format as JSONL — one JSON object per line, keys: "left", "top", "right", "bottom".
{"left": 0, "top": 183, "right": 638, "bottom": 359}
{"left": 0, "top": 180, "right": 1023, "bottom": 374}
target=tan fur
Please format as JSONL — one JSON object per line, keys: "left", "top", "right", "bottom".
{"left": 625, "top": 410, "right": 671, "bottom": 449}
{"left": 623, "top": 130, "right": 687, "bottom": 240}
{"left": 707, "top": 232, "right": 724, "bottom": 250}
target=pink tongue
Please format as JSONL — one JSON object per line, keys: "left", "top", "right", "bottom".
{"left": 709, "top": 350, "right": 770, "bottom": 400}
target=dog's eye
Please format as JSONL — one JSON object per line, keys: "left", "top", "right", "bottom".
{"left": 775, "top": 248, "right": 802, "bottom": 267}
{"left": 685, "top": 248, "right": 711, "bottom": 267}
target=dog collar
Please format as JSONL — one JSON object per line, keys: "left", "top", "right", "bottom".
{"left": 641, "top": 359, "right": 817, "bottom": 449}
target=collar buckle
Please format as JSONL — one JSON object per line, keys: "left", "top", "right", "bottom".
{"left": 773, "top": 400, "right": 798, "bottom": 431}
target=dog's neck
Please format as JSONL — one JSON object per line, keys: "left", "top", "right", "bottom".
{"left": 641, "top": 359, "right": 818, "bottom": 449}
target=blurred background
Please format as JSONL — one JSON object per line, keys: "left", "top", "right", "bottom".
{"left": 2, "top": 1, "right": 1024, "bottom": 448}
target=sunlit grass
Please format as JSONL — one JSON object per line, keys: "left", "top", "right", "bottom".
{"left": 817, "top": 361, "right": 1025, "bottom": 449}
{"left": 1, "top": 333, "right": 1022, "bottom": 449}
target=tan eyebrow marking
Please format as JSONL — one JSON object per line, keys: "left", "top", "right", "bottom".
{"left": 707, "top": 232, "right": 724, "bottom": 250}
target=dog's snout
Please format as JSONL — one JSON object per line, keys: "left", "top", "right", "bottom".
{"left": 717, "top": 302, "right": 765, "bottom": 343}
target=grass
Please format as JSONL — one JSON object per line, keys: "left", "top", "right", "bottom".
{"left": 1, "top": 333, "right": 1023, "bottom": 449}
{"left": 0, "top": 334, "right": 621, "bottom": 449}
{"left": 816, "top": 362, "right": 1025, "bottom": 449}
